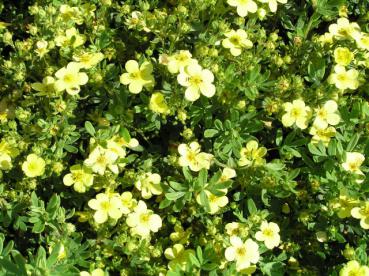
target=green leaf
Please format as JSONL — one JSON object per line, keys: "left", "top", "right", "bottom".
{"left": 199, "top": 191, "right": 210, "bottom": 212}
{"left": 346, "top": 133, "right": 360, "bottom": 151}
{"left": 165, "top": 192, "right": 185, "bottom": 201}
{"left": 247, "top": 198, "right": 257, "bottom": 214}
{"left": 84, "top": 121, "right": 95, "bottom": 136}
{"left": 120, "top": 127, "right": 131, "bottom": 142}
{"left": 189, "top": 253, "right": 201, "bottom": 268}
{"left": 204, "top": 129, "right": 218, "bottom": 138}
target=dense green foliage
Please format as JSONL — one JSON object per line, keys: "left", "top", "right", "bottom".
{"left": 1, "top": 0, "right": 369, "bottom": 275}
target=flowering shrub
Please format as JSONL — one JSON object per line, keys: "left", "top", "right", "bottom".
{"left": 2, "top": 0, "right": 369, "bottom": 275}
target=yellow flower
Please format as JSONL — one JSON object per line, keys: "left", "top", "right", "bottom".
{"left": 351, "top": 201, "right": 369, "bottom": 229}
{"left": 318, "top": 33, "right": 334, "bottom": 45}
{"left": 238, "top": 140, "right": 267, "bottom": 167}
{"left": 225, "top": 222, "right": 242, "bottom": 236}
{"left": 59, "top": 5, "right": 83, "bottom": 25}
{"left": 355, "top": 34, "right": 369, "bottom": 50}
{"left": 120, "top": 191, "right": 136, "bottom": 214}
{"left": 55, "top": 27, "right": 85, "bottom": 48}
{"left": 84, "top": 146, "right": 119, "bottom": 175}
{"left": 328, "top": 18, "right": 361, "bottom": 40}
{"left": 309, "top": 126, "right": 336, "bottom": 146}
{"left": 149, "top": 92, "right": 170, "bottom": 115}
{"left": 334, "top": 47, "right": 354, "bottom": 66}
{"left": 331, "top": 189, "right": 359, "bottom": 219}
{"left": 48, "top": 244, "right": 67, "bottom": 260}
{"left": 170, "top": 224, "right": 191, "bottom": 244}
{"left": 177, "top": 63, "right": 216, "bottom": 102}
{"left": 31, "top": 76, "right": 58, "bottom": 97}
{"left": 196, "top": 190, "right": 228, "bottom": 214}
{"left": 0, "top": 140, "right": 19, "bottom": 158}
{"left": 222, "top": 29, "right": 253, "bottom": 56}
{"left": 80, "top": 268, "right": 105, "bottom": 276}
{"left": 135, "top": 172, "right": 162, "bottom": 199}
{"left": 119, "top": 60, "right": 155, "bottom": 94}
{"left": 126, "top": 200, "right": 162, "bottom": 237}
{"left": 227, "top": 0, "right": 258, "bottom": 17}
{"left": 328, "top": 65, "right": 359, "bottom": 90}
{"left": 220, "top": 167, "right": 237, "bottom": 182}
{"left": 342, "top": 152, "right": 365, "bottom": 175}
{"left": 54, "top": 62, "right": 89, "bottom": 95}
{"left": 178, "top": 142, "right": 213, "bottom": 172}
{"left": 63, "top": 164, "right": 94, "bottom": 193}
{"left": 35, "top": 40, "right": 49, "bottom": 58}
{"left": 22, "top": 154, "right": 45, "bottom": 177}
{"left": 313, "top": 100, "right": 340, "bottom": 129}
{"left": 225, "top": 236, "right": 260, "bottom": 272}
{"left": 167, "top": 50, "right": 197, "bottom": 74}
{"left": 0, "top": 153, "right": 12, "bottom": 170}
{"left": 339, "top": 260, "right": 369, "bottom": 276}
{"left": 255, "top": 221, "right": 281, "bottom": 249}
{"left": 113, "top": 135, "right": 139, "bottom": 149}
{"left": 164, "top": 244, "right": 195, "bottom": 271}
{"left": 73, "top": 52, "right": 104, "bottom": 69}
{"left": 258, "top": 0, "right": 287, "bottom": 13}
{"left": 281, "top": 99, "right": 311, "bottom": 129}
{"left": 88, "top": 193, "right": 123, "bottom": 224}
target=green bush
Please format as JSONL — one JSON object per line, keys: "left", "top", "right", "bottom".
{"left": 1, "top": 0, "right": 369, "bottom": 275}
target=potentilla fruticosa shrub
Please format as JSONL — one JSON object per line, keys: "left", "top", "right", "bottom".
{"left": 1, "top": 0, "right": 369, "bottom": 275}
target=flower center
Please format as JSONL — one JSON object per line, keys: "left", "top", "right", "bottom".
{"left": 189, "top": 75, "right": 203, "bottom": 86}
{"left": 230, "top": 36, "right": 241, "bottom": 45}
{"left": 139, "top": 213, "right": 150, "bottom": 224}
{"left": 290, "top": 107, "right": 302, "bottom": 118}
{"left": 262, "top": 228, "right": 274, "bottom": 238}
{"left": 100, "top": 201, "right": 111, "bottom": 211}
{"left": 236, "top": 247, "right": 246, "bottom": 257}
{"left": 63, "top": 73, "right": 77, "bottom": 84}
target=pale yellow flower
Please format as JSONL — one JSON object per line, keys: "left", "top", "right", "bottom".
{"left": 238, "top": 140, "right": 267, "bottom": 167}
{"left": 178, "top": 142, "right": 213, "bottom": 172}
{"left": 281, "top": 99, "right": 311, "bottom": 129}
{"left": 22, "top": 154, "right": 45, "bottom": 177}
{"left": 164, "top": 244, "right": 195, "bottom": 271}
{"left": 339, "top": 260, "right": 369, "bottom": 276}
{"left": 80, "top": 268, "right": 105, "bottom": 276}
{"left": 225, "top": 222, "right": 242, "bottom": 236}
{"left": 222, "top": 29, "right": 253, "bottom": 56}
{"left": 63, "top": 164, "right": 94, "bottom": 193}
{"left": 35, "top": 40, "right": 49, "bottom": 57}
{"left": 220, "top": 167, "right": 237, "bottom": 182}
{"left": 227, "top": 0, "right": 258, "bottom": 17}
{"left": 328, "top": 18, "right": 361, "bottom": 40}
{"left": 167, "top": 50, "right": 197, "bottom": 74}
{"left": 54, "top": 62, "right": 88, "bottom": 95}
{"left": 88, "top": 193, "right": 123, "bottom": 224}
{"left": 313, "top": 100, "right": 340, "bottom": 129}
{"left": 73, "top": 52, "right": 104, "bottom": 69}
{"left": 59, "top": 5, "right": 83, "bottom": 25}
{"left": 177, "top": 63, "right": 215, "bottom": 102}
{"left": 126, "top": 200, "right": 162, "bottom": 237}
{"left": 334, "top": 47, "right": 354, "bottom": 66}
{"left": 149, "top": 92, "right": 170, "bottom": 114}
{"left": 355, "top": 34, "right": 369, "bottom": 50}
{"left": 196, "top": 190, "right": 228, "bottom": 214}
{"left": 120, "top": 60, "right": 155, "bottom": 94}
{"left": 258, "top": 0, "right": 287, "bottom": 13}
{"left": 225, "top": 236, "right": 260, "bottom": 272}
{"left": 351, "top": 201, "right": 369, "bottom": 229}
{"left": 309, "top": 126, "right": 336, "bottom": 146}
{"left": 342, "top": 152, "right": 365, "bottom": 175}
{"left": 120, "top": 191, "right": 136, "bottom": 214}
{"left": 84, "top": 146, "right": 119, "bottom": 175}
{"left": 328, "top": 65, "right": 359, "bottom": 90}
{"left": 0, "top": 153, "right": 12, "bottom": 170}
{"left": 331, "top": 189, "right": 359, "bottom": 219}
{"left": 55, "top": 27, "right": 85, "bottom": 48}
{"left": 31, "top": 76, "right": 58, "bottom": 97}
{"left": 135, "top": 172, "right": 162, "bottom": 199}
{"left": 255, "top": 221, "right": 281, "bottom": 249}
